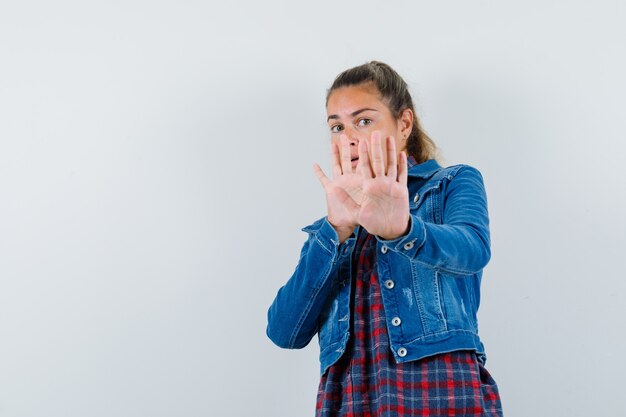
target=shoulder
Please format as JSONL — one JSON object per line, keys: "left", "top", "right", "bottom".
{"left": 442, "top": 162, "right": 483, "bottom": 176}
{"left": 435, "top": 163, "right": 488, "bottom": 197}
{"left": 423, "top": 162, "right": 485, "bottom": 183}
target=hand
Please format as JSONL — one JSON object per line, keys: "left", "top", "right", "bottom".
{"left": 313, "top": 134, "right": 367, "bottom": 242}
{"left": 355, "top": 131, "right": 410, "bottom": 240}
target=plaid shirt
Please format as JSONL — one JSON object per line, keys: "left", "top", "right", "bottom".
{"left": 315, "top": 186, "right": 503, "bottom": 416}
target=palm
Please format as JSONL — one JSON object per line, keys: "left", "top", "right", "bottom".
{"left": 313, "top": 140, "right": 364, "bottom": 231}
{"left": 332, "top": 172, "right": 365, "bottom": 209}
{"left": 320, "top": 180, "right": 359, "bottom": 228}
{"left": 358, "top": 175, "right": 408, "bottom": 239}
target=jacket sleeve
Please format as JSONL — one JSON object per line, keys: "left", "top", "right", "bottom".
{"left": 266, "top": 216, "right": 353, "bottom": 349}
{"left": 375, "top": 165, "right": 491, "bottom": 276}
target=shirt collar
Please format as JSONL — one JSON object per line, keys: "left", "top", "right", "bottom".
{"left": 406, "top": 154, "right": 442, "bottom": 178}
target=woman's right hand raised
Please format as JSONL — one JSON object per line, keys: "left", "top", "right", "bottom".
{"left": 313, "top": 134, "right": 365, "bottom": 243}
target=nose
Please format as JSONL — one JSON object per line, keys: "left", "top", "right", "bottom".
{"left": 342, "top": 126, "right": 361, "bottom": 146}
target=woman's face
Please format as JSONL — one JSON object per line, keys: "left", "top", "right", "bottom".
{"left": 326, "top": 82, "right": 413, "bottom": 172}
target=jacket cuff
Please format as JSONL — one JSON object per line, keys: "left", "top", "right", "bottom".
{"left": 374, "top": 214, "right": 426, "bottom": 258}
{"left": 302, "top": 216, "right": 358, "bottom": 257}
{"left": 300, "top": 216, "right": 340, "bottom": 253}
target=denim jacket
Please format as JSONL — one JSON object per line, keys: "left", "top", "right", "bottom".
{"left": 266, "top": 158, "right": 491, "bottom": 377}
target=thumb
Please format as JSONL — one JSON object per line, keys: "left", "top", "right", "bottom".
{"left": 313, "top": 163, "right": 331, "bottom": 190}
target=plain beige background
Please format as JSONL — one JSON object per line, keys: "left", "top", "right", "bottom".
{"left": 1, "top": 1, "right": 624, "bottom": 416}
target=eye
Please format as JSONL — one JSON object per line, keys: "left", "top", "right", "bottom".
{"left": 330, "top": 124, "right": 343, "bottom": 133}
{"left": 357, "top": 118, "right": 372, "bottom": 127}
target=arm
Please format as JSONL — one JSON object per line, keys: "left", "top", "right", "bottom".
{"left": 375, "top": 165, "right": 491, "bottom": 276}
{"left": 266, "top": 217, "right": 354, "bottom": 349}
{"left": 267, "top": 133, "right": 362, "bottom": 349}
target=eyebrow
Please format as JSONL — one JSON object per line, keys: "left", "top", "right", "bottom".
{"left": 327, "top": 108, "right": 378, "bottom": 122}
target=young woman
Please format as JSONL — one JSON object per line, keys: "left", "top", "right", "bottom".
{"left": 266, "top": 61, "right": 503, "bottom": 417}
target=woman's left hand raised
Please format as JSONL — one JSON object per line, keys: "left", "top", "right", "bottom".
{"left": 356, "top": 131, "right": 411, "bottom": 240}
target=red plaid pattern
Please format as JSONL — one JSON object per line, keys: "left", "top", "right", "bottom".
{"left": 315, "top": 227, "right": 503, "bottom": 416}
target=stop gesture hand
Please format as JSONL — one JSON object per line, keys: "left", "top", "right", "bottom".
{"left": 355, "top": 131, "right": 410, "bottom": 240}
{"left": 313, "top": 134, "right": 365, "bottom": 242}
{"left": 313, "top": 130, "right": 410, "bottom": 242}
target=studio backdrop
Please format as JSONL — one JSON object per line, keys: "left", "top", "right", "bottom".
{"left": 0, "top": 1, "right": 624, "bottom": 416}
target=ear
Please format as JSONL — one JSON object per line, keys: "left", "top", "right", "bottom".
{"left": 398, "top": 108, "right": 413, "bottom": 138}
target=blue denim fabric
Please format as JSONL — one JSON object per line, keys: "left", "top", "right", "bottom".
{"left": 266, "top": 159, "right": 491, "bottom": 377}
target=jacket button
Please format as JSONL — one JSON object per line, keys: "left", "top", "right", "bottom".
{"left": 403, "top": 241, "right": 414, "bottom": 250}
{"left": 392, "top": 317, "right": 402, "bottom": 326}
{"left": 384, "top": 279, "right": 395, "bottom": 289}
{"left": 381, "top": 245, "right": 388, "bottom": 254}
{"left": 413, "top": 193, "right": 419, "bottom": 203}
{"left": 397, "top": 347, "right": 407, "bottom": 357}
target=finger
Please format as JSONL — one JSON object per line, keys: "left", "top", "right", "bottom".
{"left": 357, "top": 139, "right": 373, "bottom": 178}
{"left": 398, "top": 152, "right": 408, "bottom": 186}
{"left": 340, "top": 134, "right": 352, "bottom": 175}
{"left": 313, "top": 163, "right": 331, "bottom": 190}
{"left": 387, "top": 136, "right": 398, "bottom": 179}
{"left": 331, "top": 142, "right": 342, "bottom": 178}
{"left": 370, "top": 131, "right": 385, "bottom": 177}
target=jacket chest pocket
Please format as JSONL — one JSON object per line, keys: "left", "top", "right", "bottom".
{"left": 409, "top": 181, "right": 443, "bottom": 224}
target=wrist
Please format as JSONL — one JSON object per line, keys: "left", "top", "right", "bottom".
{"left": 327, "top": 218, "right": 355, "bottom": 243}
{"left": 378, "top": 215, "right": 411, "bottom": 241}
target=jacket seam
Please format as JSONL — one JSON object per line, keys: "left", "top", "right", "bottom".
{"left": 311, "top": 231, "right": 334, "bottom": 255}
{"left": 395, "top": 251, "right": 479, "bottom": 276}
{"left": 403, "top": 328, "right": 479, "bottom": 344}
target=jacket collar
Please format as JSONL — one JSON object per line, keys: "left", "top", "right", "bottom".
{"left": 406, "top": 155, "right": 442, "bottom": 178}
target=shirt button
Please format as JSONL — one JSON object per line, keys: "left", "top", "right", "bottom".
{"left": 392, "top": 317, "right": 402, "bottom": 326}
{"left": 397, "top": 347, "right": 407, "bottom": 357}
{"left": 403, "top": 241, "right": 414, "bottom": 250}
{"left": 381, "top": 245, "right": 388, "bottom": 254}
{"left": 384, "top": 279, "right": 395, "bottom": 289}
{"left": 413, "top": 193, "right": 420, "bottom": 203}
